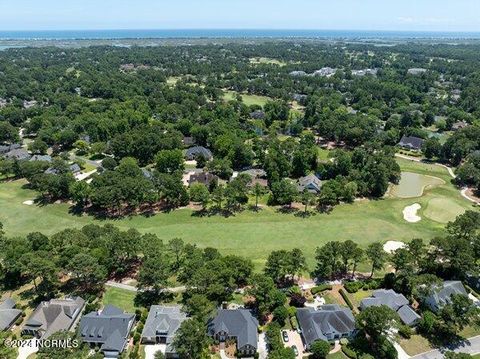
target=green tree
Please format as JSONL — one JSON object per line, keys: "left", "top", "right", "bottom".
{"left": 271, "top": 179, "right": 297, "bottom": 207}
{"left": 366, "top": 242, "right": 387, "bottom": 278}
{"left": 67, "top": 253, "right": 107, "bottom": 292}
{"left": 155, "top": 149, "right": 185, "bottom": 174}
{"left": 310, "top": 339, "right": 331, "bottom": 359}
{"left": 252, "top": 182, "right": 265, "bottom": 210}
{"left": 172, "top": 319, "right": 210, "bottom": 359}
{"left": 356, "top": 305, "right": 400, "bottom": 341}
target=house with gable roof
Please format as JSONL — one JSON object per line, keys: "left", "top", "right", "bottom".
{"left": 79, "top": 305, "right": 135, "bottom": 358}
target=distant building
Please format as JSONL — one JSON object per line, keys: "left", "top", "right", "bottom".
{"left": 424, "top": 281, "right": 468, "bottom": 313}
{"left": 185, "top": 146, "right": 213, "bottom": 161}
{"left": 249, "top": 110, "right": 265, "bottom": 120}
{"left": 79, "top": 305, "right": 135, "bottom": 358}
{"left": 0, "top": 143, "right": 21, "bottom": 155}
{"left": 30, "top": 155, "right": 52, "bottom": 162}
{"left": 296, "top": 305, "right": 356, "bottom": 348}
{"left": 188, "top": 172, "right": 218, "bottom": 187}
{"left": 407, "top": 68, "right": 428, "bottom": 75}
{"left": 182, "top": 137, "right": 195, "bottom": 147}
{"left": 352, "top": 69, "right": 378, "bottom": 77}
{"left": 314, "top": 67, "right": 337, "bottom": 77}
{"left": 4, "top": 148, "right": 31, "bottom": 161}
{"left": 22, "top": 297, "right": 85, "bottom": 339}
{"left": 207, "top": 309, "right": 259, "bottom": 356}
{"left": 452, "top": 121, "right": 469, "bottom": 131}
{"left": 0, "top": 299, "right": 22, "bottom": 331}
{"left": 292, "top": 94, "right": 308, "bottom": 102}
{"left": 290, "top": 71, "right": 307, "bottom": 77}
{"left": 297, "top": 174, "right": 322, "bottom": 194}
{"left": 398, "top": 135, "right": 425, "bottom": 151}
{"left": 141, "top": 305, "right": 188, "bottom": 358}
{"left": 360, "top": 289, "right": 420, "bottom": 327}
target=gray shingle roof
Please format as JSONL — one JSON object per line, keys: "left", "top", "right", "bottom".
{"left": 0, "top": 299, "right": 22, "bottom": 331}
{"left": 4, "top": 148, "right": 31, "bottom": 160}
{"left": 427, "top": 281, "right": 468, "bottom": 309}
{"left": 398, "top": 136, "right": 424, "bottom": 151}
{"left": 185, "top": 146, "right": 213, "bottom": 161}
{"left": 296, "top": 305, "right": 355, "bottom": 347}
{"left": 360, "top": 289, "right": 409, "bottom": 311}
{"left": 30, "top": 155, "right": 52, "bottom": 162}
{"left": 141, "top": 305, "right": 188, "bottom": 354}
{"left": 22, "top": 297, "right": 85, "bottom": 338}
{"left": 79, "top": 305, "right": 135, "bottom": 357}
{"left": 207, "top": 309, "right": 258, "bottom": 350}
{"left": 0, "top": 143, "right": 21, "bottom": 155}
{"left": 297, "top": 174, "right": 322, "bottom": 193}
{"left": 397, "top": 305, "right": 421, "bottom": 326}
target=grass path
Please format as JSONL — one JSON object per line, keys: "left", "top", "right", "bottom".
{"left": 0, "top": 159, "right": 476, "bottom": 268}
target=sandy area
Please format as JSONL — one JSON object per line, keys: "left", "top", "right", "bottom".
{"left": 22, "top": 200, "right": 34, "bottom": 205}
{"left": 383, "top": 241, "right": 406, "bottom": 253}
{"left": 403, "top": 203, "right": 421, "bottom": 223}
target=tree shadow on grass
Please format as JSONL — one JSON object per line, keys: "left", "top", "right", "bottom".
{"left": 275, "top": 206, "right": 299, "bottom": 215}
{"left": 134, "top": 290, "right": 176, "bottom": 308}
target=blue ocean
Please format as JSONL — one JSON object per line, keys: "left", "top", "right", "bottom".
{"left": 1, "top": 29, "right": 480, "bottom": 40}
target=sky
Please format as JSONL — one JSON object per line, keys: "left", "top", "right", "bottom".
{"left": 0, "top": 0, "right": 479, "bottom": 32}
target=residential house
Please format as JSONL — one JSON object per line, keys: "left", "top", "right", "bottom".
{"left": 0, "top": 143, "right": 21, "bottom": 155}
{"left": 185, "top": 146, "right": 213, "bottom": 161}
{"left": 398, "top": 136, "right": 425, "bottom": 151}
{"left": 297, "top": 174, "right": 322, "bottom": 194}
{"left": 314, "top": 67, "right": 337, "bottom": 77}
{"left": 22, "top": 297, "right": 85, "bottom": 338}
{"left": 452, "top": 121, "right": 469, "bottom": 131}
{"left": 424, "top": 281, "right": 468, "bottom": 313}
{"left": 352, "top": 69, "right": 378, "bottom": 77}
{"left": 182, "top": 137, "right": 195, "bottom": 147}
{"left": 79, "top": 305, "right": 135, "bottom": 358}
{"left": 0, "top": 299, "right": 22, "bottom": 331}
{"left": 289, "top": 71, "right": 307, "bottom": 77}
{"left": 360, "top": 289, "right": 420, "bottom": 327}
{"left": 188, "top": 172, "right": 218, "bottom": 187}
{"left": 250, "top": 110, "right": 265, "bottom": 120}
{"left": 4, "top": 148, "right": 31, "bottom": 161}
{"left": 407, "top": 68, "right": 427, "bottom": 75}
{"left": 296, "top": 305, "right": 356, "bottom": 349}
{"left": 240, "top": 168, "right": 268, "bottom": 188}
{"left": 30, "top": 155, "right": 52, "bottom": 162}
{"left": 207, "top": 309, "right": 259, "bottom": 356}
{"left": 141, "top": 305, "right": 188, "bottom": 358}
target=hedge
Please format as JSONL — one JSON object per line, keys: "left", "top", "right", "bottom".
{"left": 342, "top": 345, "right": 358, "bottom": 359}
{"left": 344, "top": 281, "right": 364, "bottom": 293}
{"left": 311, "top": 284, "right": 333, "bottom": 295}
{"left": 339, "top": 288, "right": 354, "bottom": 310}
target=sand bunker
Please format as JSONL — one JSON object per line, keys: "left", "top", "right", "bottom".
{"left": 22, "top": 200, "right": 34, "bottom": 205}
{"left": 383, "top": 241, "right": 406, "bottom": 254}
{"left": 403, "top": 203, "right": 422, "bottom": 223}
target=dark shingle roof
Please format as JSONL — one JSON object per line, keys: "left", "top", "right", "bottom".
{"left": 360, "top": 289, "right": 409, "bottom": 311}
{"left": 207, "top": 309, "right": 258, "bottom": 350}
{"left": 185, "top": 146, "right": 213, "bottom": 161}
{"left": 79, "top": 305, "right": 135, "bottom": 357}
{"left": 296, "top": 305, "right": 355, "bottom": 347}
{"left": 188, "top": 172, "right": 218, "bottom": 186}
{"left": 398, "top": 136, "right": 424, "bottom": 150}
{"left": 297, "top": 174, "right": 322, "bottom": 193}
{"left": 4, "top": 148, "right": 31, "bottom": 160}
{"left": 0, "top": 143, "right": 21, "bottom": 155}
{"left": 30, "top": 155, "right": 52, "bottom": 162}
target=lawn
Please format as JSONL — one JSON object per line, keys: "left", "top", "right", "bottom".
{"left": 249, "top": 57, "right": 287, "bottom": 66}
{"left": 399, "top": 334, "right": 433, "bottom": 356}
{"left": 223, "top": 90, "right": 271, "bottom": 107}
{"left": 0, "top": 159, "right": 476, "bottom": 269}
{"left": 102, "top": 286, "right": 138, "bottom": 313}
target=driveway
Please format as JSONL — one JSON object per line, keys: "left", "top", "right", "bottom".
{"left": 258, "top": 333, "right": 268, "bottom": 359}
{"left": 284, "top": 329, "right": 304, "bottom": 359}
{"left": 17, "top": 339, "right": 38, "bottom": 359}
{"left": 144, "top": 344, "right": 166, "bottom": 359}
{"left": 411, "top": 335, "right": 480, "bottom": 359}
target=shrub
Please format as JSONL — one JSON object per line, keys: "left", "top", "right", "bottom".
{"left": 311, "top": 284, "right": 333, "bottom": 295}
{"left": 15, "top": 316, "right": 23, "bottom": 325}
{"left": 273, "top": 306, "right": 289, "bottom": 326}
{"left": 287, "top": 306, "right": 297, "bottom": 317}
{"left": 340, "top": 338, "right": 349, "bottom": 345}
{"left": 398, "top": 325, "right": 413, "bottom": 339}
{"left": 133, "top": 332, "right": 141, "bottom": 345}
{"left": 339, "top": 289, "right": 354, "bottom": 310}
{"left": 342, "top": 345, "right": 358, "bottom": 359}
{"left": 344, "top": 281, "right": 364, "bottom": 293}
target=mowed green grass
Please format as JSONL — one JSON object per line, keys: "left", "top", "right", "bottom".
{"left": 223, "top": 90, "right": 271, "bottom": 107}
{"left": 0, "top": 158, "right": 475, "bottom": 269}
{"left": 102, "top": 286, "right": 138, "bottom": 312}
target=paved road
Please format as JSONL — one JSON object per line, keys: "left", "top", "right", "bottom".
{"left": 105, "top": 280, "right": 186, "bottom": 293}
{"left": 411, "top": 335, "right": 480, "bottom": 359}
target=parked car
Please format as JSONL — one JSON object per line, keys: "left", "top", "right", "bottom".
{"left": 292, "top": 345, "right": 298, "bottom": 356}
{"left": 282, "top": 330, "right": 289, "bottom": 342}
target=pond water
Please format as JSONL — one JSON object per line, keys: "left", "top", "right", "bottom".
{"left": 391, "top": 172, "right": 444, "bottom": 198}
